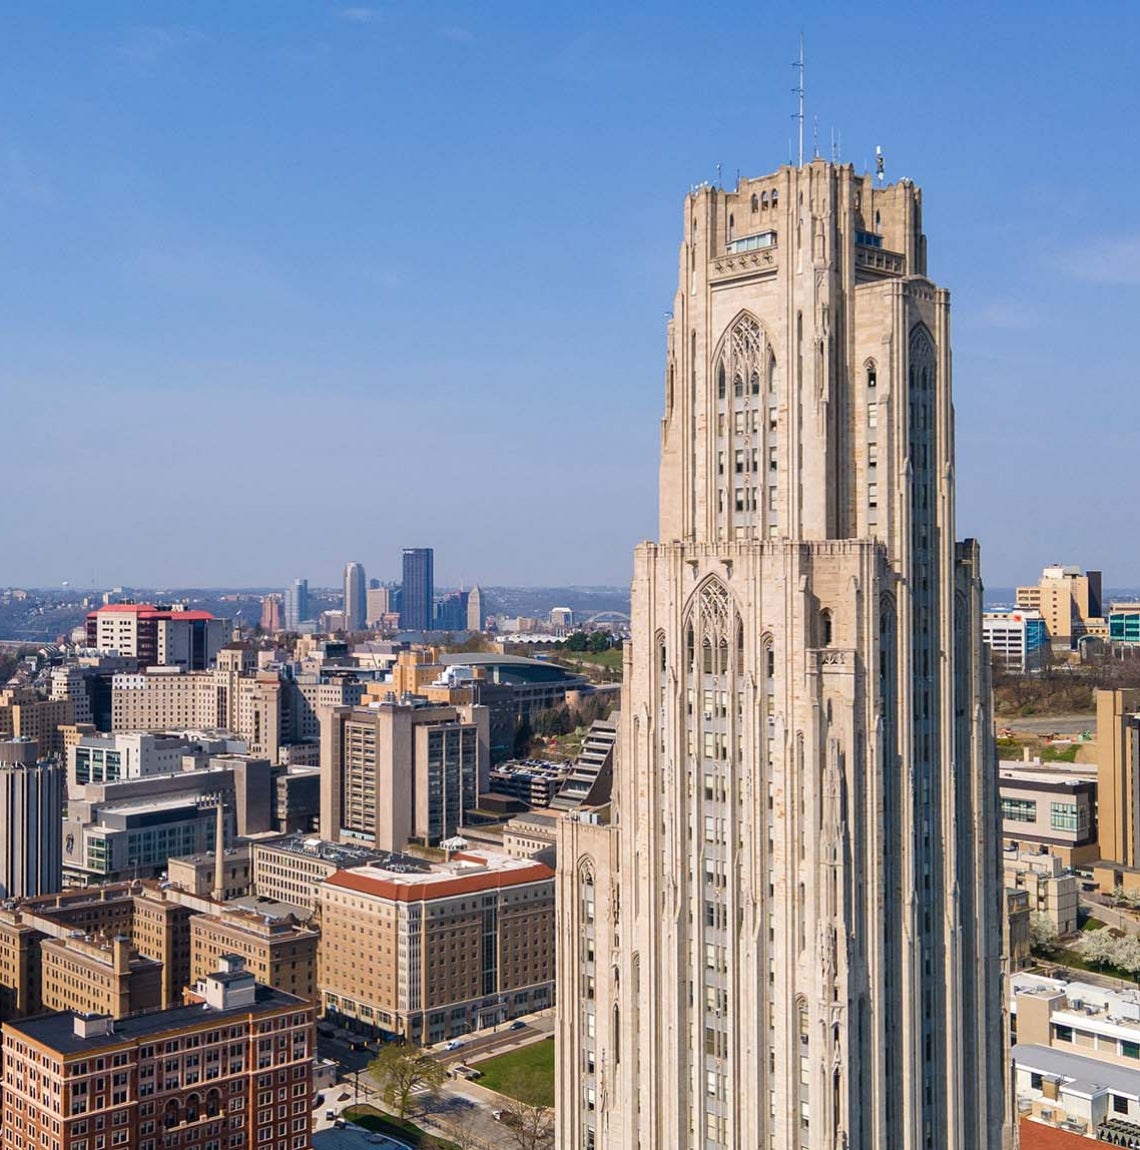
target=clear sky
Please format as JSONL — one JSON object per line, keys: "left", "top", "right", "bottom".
{"left": 1, "top": 2, "right": 1137, "bottom": 591}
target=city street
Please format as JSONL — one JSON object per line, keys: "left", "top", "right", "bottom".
{"left": 312, "top": 1012, "right": 556, "bottom": 1144}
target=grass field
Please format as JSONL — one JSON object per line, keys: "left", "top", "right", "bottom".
{"left": 473, "top": 1039, "right": 555, "bottom": 1108}
{"left": 341, "top": 1104, "right": 457, "bottom": 1150}
{"left": 549, "top": 649, "right": 624, "bottom": 678}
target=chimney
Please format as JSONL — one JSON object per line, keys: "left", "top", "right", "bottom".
{"left": 213, "top": 804, "right": 226, "bottom": 902}
{"left": 112, "top": 935, "right": 131, "bottom": 974}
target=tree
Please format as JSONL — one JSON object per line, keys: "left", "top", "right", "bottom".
{"left": 1029, "top": 912, "right": 1059, "bottom": 954}
{"left": 367, "top": 1045, "right": 446, "bottom": 1121}
{"left": 566, "top": 631, "right": 589, "bottom": 652}
{"left": 436, "top": 1117, "right": 489, "bottom": 1150}
{"left": 1113, "top": 933, "right": 1140, "bottom": 975}
{"left": 588, "top": 631, "right": 611, "bottom": 653}
{"left": 1076, "top": 926, "right": 1121, "bottom": 968}
{"left": 498, "top": 1097, "right": 555, "bottom": 1150}
{"left": 494, "top": 1068, "right": 554, "bottom": 1150}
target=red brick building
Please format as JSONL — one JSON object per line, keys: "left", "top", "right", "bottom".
{"left": 1, "top": 957, "right": 313, "bottom": 1150}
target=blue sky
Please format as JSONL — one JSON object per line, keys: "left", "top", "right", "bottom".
{"left": 1, "top": 2, "right": 1137, "bottom": 590}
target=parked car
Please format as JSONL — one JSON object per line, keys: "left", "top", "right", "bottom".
{"left": 325, "top": 1110, "right": 335, "bottom": 1121}
{"left": 444, "top": 1039, "right": 464, "bottom": 1051}
{"left": 509, "top": 1020, "right": 526, "bottom": 1031}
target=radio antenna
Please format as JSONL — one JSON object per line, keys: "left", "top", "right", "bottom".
{"left": 791, "top": 33, "right": 804, "bottom": 167}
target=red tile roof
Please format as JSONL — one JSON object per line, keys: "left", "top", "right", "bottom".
{"left": 323, "top": 859, "right": 554, "bottom": 903}
{"left": 1019, "top": 1118, "right": 1094, "bottom": 1149}
{"left": 88, "top": 604, "right": 216, "bottom": 622}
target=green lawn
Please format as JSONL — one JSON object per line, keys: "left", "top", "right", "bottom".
{"left": 549, "top": 649, "right": 624, "bottom": 677}
{"left": 472, "top": 1039, "right": 555, "bottom": 1108}
{"left": 341, "top": 1104, "right": 457, "bottom": 1150}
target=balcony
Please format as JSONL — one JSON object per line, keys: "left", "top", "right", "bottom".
{"left": 710, "top": 237, "right": 778, "bottom": 284}
{"left": 854, "top": 242, "right": 905, "bottom": 278}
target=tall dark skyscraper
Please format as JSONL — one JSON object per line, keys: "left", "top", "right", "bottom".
{"left": 400, "top": 548, "right": 434, "bottom": 631}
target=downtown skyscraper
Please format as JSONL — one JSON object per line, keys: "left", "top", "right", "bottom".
{"left": 284, "top": 577, "right": 309, "bottom": 631}
{"left": 401, "top": 547, "right": 434, "bottom": 631}
{"left": 556, "top": 161, "right": 1009, "bottom": 1149}
{"left": 343, "top": 561, "right": 367, "bottom": 631}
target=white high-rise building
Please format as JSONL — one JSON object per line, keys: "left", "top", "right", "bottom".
{"left": 556, "top": 161, "right": 1010, "bottom": 1149}
{"left": 343, "top": 562, "right": 367, "bottom": 631}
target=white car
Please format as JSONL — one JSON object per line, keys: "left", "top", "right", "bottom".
{"left": 444, "top": 1040, "right": 464, "bottom": 1051}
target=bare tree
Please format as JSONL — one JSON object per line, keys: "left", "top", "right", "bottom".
{"left": 437, "top": 1115, "right": 489, "bottom": 1150}
{"left": 498, "top": 1096, "right": 555, "bottom": 1150}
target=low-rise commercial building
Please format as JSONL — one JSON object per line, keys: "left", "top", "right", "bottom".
{"left": 1013, "top": 971, "right": 1140, "bottom": 1142}
{"left": 317, "top": 850, "right": 555, "bottom": 1042}
{"left": 984, "top": 609, "right": 1050, "bottom": 672}
{"left": 1004, "top": 849, "right": 1079, "bottom": 933}
{"left": 488, "top": 760, "right": 568, "bottom": 807}
{"left": 1017, "top": 565, "right": 1104, "bottom": 651}
{"left": 167, "top": 844, "right": 253, "bottom": 900}
{"left": 502, "top": 811, "right": 559, "bottom": 866}
{"left": 63, "top": 755, "right": 275, "bottom": 885}
{"left": 1000, "top": 759, "right": 1098, "bottom": 866}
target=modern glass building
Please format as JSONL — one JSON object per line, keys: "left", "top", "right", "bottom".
{"left": 1110, "top": 604, "right": 1140, "bottom": 645}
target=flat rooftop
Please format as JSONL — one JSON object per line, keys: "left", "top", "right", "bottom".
{"left": 323, "top": 850, "right": 553, "bottom": 903}
{"left": 1014, "top": 1042, "right": 1140, "bottom": 1100}
{"left": 254, "top": 834, "right": 414, "bottom": 869}
{"left": 6, "top": 984, "right": 307, "bottom": 1055}
{"left": 999, "top": 765, "right": 1096, "bottom": 788}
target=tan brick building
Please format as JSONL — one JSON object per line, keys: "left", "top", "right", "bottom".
{"left": 0, "top": 687, "right": 73, "bottom": 756}
{"left": 41, "top": 933, "right": 163, "bottom": 1019}
{"left": 5, "top": 882, "right": 196, "bottom": 1014}
{"left": 190, "top": 909, "right": 318, "bottom": 1002}
{"left": 320, "top": 699, "right": 489, "bottom": 849}
{"left": 317, "top": 850, "right": 554, "bottom": 1043}
{"left": 1017, "top": 565, "right": 1104, "bottom": 649}
{"left": 1, "top": 958, "right": 314, "bottom": 1150}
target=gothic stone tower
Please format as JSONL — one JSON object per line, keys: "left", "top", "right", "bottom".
{"left": 556, "top": 160, "right": 1010, "bottom": 1150}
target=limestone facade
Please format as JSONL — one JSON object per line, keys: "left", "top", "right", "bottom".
{"left": 556, "top": 161, "right": 1009, "bottom": 1149}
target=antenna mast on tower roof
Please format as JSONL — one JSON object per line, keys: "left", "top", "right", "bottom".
{"left": 792, "top": 33, "right": 805, "bottom": 167}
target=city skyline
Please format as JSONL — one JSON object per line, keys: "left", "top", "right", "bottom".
{"left": 0, "top": 4, "right": 1137, "bottom": 589}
